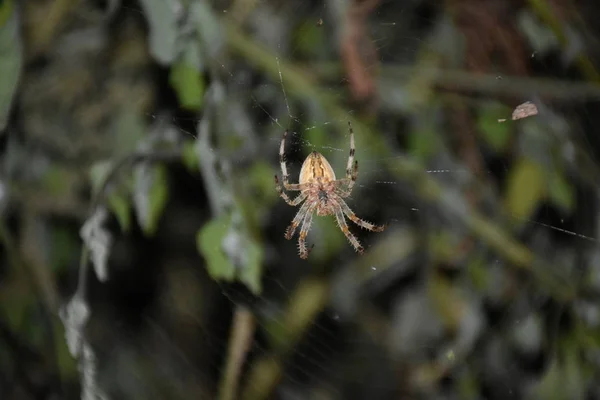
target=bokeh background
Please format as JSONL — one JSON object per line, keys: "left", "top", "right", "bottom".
{"left": 2, "top": 0, "right": 600, "bottom": 399}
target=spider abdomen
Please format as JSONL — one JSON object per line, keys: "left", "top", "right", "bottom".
{"left": 299, "top": 151, "right": 336, "bottom": 184}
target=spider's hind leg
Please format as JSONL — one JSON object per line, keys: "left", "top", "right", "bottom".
{"left": 334, "top": 210, "right": 364, "bottom": 254}
{"left": 297, "top": 207, "right": 315, "bottom": 259}
{"left": 297, "top": 233, "right": 313, "bottom": 259}
{"left": 339, "top": 198, "right": 385, "bottom": 232}
{"left": 284, "top": 201, "right": 311, "bottom": 239}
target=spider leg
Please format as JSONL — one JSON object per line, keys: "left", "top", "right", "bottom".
{"left": 333, "top": 209, "right": 364, "bottom": 254}
{"left": 284, "top": 200, "right": 312, "bottom": 239}
{"left": 298, "top": 205, "right": 316, "bottom": 259}
{"left": 343, "top": 121, "right": 358, "bottom": 193}
{"left": 334, "top": 152, "right": 358, "bottom": 197}
{"left": 334, "top": 170, "right": 358, "bottom": 198}
{"left": 334, "top": 186, "right": 350, "bottom": 198}
{"left": 275, "top": 176, "right": 307, "bottom": 206}
{"left": 337, "top": 197, "right": 385, "bottom": 232}
{"left": 275, "top": 175, "right": 307, "bottom": 195}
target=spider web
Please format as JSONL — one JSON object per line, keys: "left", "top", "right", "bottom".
{"left": 97, "top": 1, "right": 600, "bottom": 399}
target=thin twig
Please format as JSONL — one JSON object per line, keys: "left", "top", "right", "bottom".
{"left": 219, "top": 307, "right": 256, "bottom": 400}
{"left": 240, "top": 278, "right": 330, "bottom": 400}
{"left": 307, "top": 63, "right": 600, "bottom": 101}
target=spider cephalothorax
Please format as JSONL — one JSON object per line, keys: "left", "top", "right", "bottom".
{"left": 275, "top": 122, "right": 385, "bottom": 259}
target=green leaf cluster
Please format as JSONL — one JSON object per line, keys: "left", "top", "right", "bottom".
{"left": 196, "top": 213, "right": 263, "bottom": 295}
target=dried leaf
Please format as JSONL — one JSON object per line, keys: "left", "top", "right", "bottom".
{"left": 512, "top": 101, "right": 538, "bottom": 120}
{"left": 60, "top": 297, "right": 108, "bottom": 399}
{"left": 59, "top": 295, "right": 90, "bottom": 357}
{"left": 80, "top": 208, "right": 112, "bottom": 282}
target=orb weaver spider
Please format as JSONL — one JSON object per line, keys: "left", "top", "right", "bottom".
{"left": 274, "top": 122, "right": 385, "bottom": 259}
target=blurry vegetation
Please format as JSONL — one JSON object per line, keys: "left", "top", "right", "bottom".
{"left": 2, "top": 0, "right": 600, "bottom": 399}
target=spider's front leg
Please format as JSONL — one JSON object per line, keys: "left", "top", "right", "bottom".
{"left": 335, "top": 160, "right": 358, "bottom": 197}
{"left": 275, "top": 176, "right": 307, "bottom": 206}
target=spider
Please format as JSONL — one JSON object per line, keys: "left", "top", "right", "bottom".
{"left": 274, "top": 121, "right": 385, "bottom": 259}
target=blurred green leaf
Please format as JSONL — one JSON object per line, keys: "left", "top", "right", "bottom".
{"left": 262, "top": 317, "right": 288, "bottom": 350}
{"left": 53, "top": 321, "right": 77, "bottom": 378}
{"left": 533, "top": 338, "right": 586, "bottom": 400}
{"left": 196, "top": 214, "right": 236, "bottom": 281}
{"left": 89, "top": 160, "right": 113, "bottom": 196}
{"left": 407, "top": 128, "right": 438, "bottom": 162}
{"left": 477, "top": 102, "right": 513, "bottom": 152}
{"left": 2, "top": 293, "right": 30, "bottom": 332}
{"left": 108, "top": 192, "right": 131, "bottom": 232}
{"left": 304, "top": 125, "right": 328, "bottom": 152}
{"left": 49, "top": 225, "right": 79, "bottom": 272}
{"left": 42, "top": 165, "right": 73, "bottom": 196}
{"left": 113, "top": 108, "right": 146, "bottom": 158}
{"left": 137, "top": 0, "right": 179, "bottom": 64}
{"left": 224, "top": 134, "right": 245, "bottom": 153}
{"left": 239, "top": 237, "right": 263, "bottom": 295}
{"left": 182, "top": 140, "right": 199, "bottom": 172}
{"left": 457, "top": 370, "right": 479, "bottom": 400}
{"left": 517, "top": 11, "right": 560, "bottom": 56}
{"left": 293, "top": 19, "right": 326, "bottom": 58}
{"left": 190, "top": 0, "right": 225, "bottom": 59}
{"left": 143, "top": 165, "right": 169, "bottom": 236}
{"left": 0, "top": 0, "right": 13, "bottom": 26}
{"left": 548, "top": 170, "right": 575, "bottom": 213}
{"left": 250, "top": 161, "right": 278, "bottom": 203}
{"left": 504, "top": 157, "right": 547, "bottom": 220}
{"left": 170, "top": 61, "right": 205, "bottom": 112}
{"left": 466, "top": 254, "right": 487, "bottom": 290}
{"left": 430, "top": 231, "right": 456, "bottom": 264}
{"left": 0, "top": 0, "right": 22, "bottom": 130}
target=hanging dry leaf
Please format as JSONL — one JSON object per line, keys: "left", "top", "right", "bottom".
{"left": 512, "top": 101, "right": 538, "bottom": 120}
